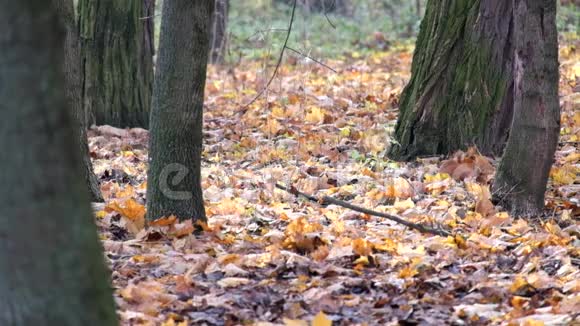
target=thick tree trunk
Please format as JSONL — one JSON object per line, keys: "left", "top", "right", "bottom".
{"left": 0, "top": 2, "right": 117, "bottom": 324}
{"left": 79, "top": 0, "right": 154, "bottom": 128}
{"left": 493, "top": 0, "right": 559, "bottom": 217}
{"left": 54, "top": 0, "right": 103, "bottom": 202}
{"left": 388, "top": 0, "right": 515, "bottom": 160}
{"left": 146, "top": 0, "right": 213, "bottom": 222}
{"left": 210, "top": 0, "right": 229, "bottom": 64}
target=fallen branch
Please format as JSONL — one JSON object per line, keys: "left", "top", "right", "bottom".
{"left": 275, "top": 183, "right": 451, "bottom": 237}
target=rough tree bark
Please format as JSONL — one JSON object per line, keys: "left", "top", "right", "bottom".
{"left": 210, "top": 0, "right": 229, "bottom": 64}
{"left": 54, "top": 0, "right": 103, "bottom": 202}
{"left": 79, "top": 0, "right": 154, "bottom": 128}
{"left": 0, "top": 1, "right": 117, "bottom": 324}
{"left": 388, "top": 0, "right": 515, "bottom": 160}
{"left": 493, "top": 0, "right": 560, "bottom": 217}
{"left": 146, "top": 0, "right": 213, "bottom": 222}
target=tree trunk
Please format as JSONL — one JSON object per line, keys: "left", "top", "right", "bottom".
{"left": 146, "top": 0, "right": 213, "bottom": 222}
{"left": 388, "top": 0, "right": 515, "bottom": 160}
{"left": 210, "top": 0, "right": 229, "bottom": 64}
{"left": 79, "top": 0, "right": 154, "bottom": 128}
{"left": 54, "top": 0, "right": 103, "bottom": 202}
{"left": 0, "top": 1, "right": 117, "bottom": 324}
{"left": 143, "top": 0, "right": 156, "bottom": 58}
{"left": 493, "top": 0, "right": 559, "bottom": 217}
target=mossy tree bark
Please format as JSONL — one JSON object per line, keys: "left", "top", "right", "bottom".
{"left": 493, "top": 0, "right": 560, "bottom": 217}
{"left": 146, "top": 0, "right": 213, "bottom": 222}
{"left": 209, "top": 0, "right": 229, "bottom": 64}
{"left": 79, "top": 0, "right": 154, "bottom": 128}
{"left": 388, "top": 0, "right": 515, "bottom": 160}
{"left": 0, "top": 1, "right": 117, "bottom": 324}
{"left": 54, "top": 0, "right": 103, "bottom": 202}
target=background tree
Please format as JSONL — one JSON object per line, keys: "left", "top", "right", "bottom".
{"left": 388, "top": 0, "right": 515, "bottom": 160}
{"left": 493, "top": 0, "right": 560, "bottom": 216}
{"left": 210, "top": 0, "right": 229, "bottom": 64}
{"left": 54, "top": 0, "right": 103, "bottom": 202}
{"left": 146, "top": 0, "right": 213, "bottom": 222}
{"left": 79, "top": 0, "right": 154, "bottom": 128}
{"left": 0, "top": 1, "right": 117, "bottom": 324}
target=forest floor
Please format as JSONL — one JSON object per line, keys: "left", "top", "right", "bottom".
{"left": 91, "top": 39, "right": 579, "bottom": 325}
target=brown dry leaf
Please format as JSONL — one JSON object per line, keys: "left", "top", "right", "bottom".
{"left": 149, "top": 215, "right": 177, "bottom": 227}
{"left": 475, "top": 199, "right": 495, "bottom": 217}
{"left": 384, "top": 177, "right": 414, "bottom": 199}
{"left": 105, "top": 199, "right": 146, "bottom": 234}
{"left": 352, "top": 238, "right": 373, "bottom": 256}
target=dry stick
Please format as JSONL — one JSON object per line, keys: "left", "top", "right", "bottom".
{"left": 241, "top": 0, "right": 298, "bottom": 112}
{"left": 275, "top": 183, "right": 451, "bottom": 237}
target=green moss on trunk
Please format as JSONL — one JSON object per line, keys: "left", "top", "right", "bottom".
{"left": 389, "top": 0, "right": 515, "bottom": 160}
{"left": 79, "top": 0, "right": 154, "bottom": 128}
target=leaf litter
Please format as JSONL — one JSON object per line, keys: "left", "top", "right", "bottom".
{"left": 90, "top": 42, "right": 579, "bottom": 325}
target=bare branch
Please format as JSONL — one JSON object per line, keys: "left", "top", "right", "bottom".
{"left": 240, "top": 0, "right": 298, "bottom": 112}
{"left": 275, "top": 183, "right": 451, "bottom": 237}
{"left": 285, "top": 46, "right": 337, "bottom": 73}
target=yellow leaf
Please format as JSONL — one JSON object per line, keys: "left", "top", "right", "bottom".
{"left": 550, "top": 165, "right": 577, "bottom": 185}
{"left": 283, "top": 318, "right": 308, "bottom": 326}
{"left": 398, "top": 264, "right": 419, "bottom": 278}
{"left": 465, "top": 182, "right": 491, "bottom": 200}
{"left": 95, "top": 210, "right": 107, "bottom": 219}
{"left": 424, "top": 173, "right": 450, "bottom": 183}
{"left": 105, "top": 199, "right": 146, "bottom": 221}
{"left": 393, "top": 198, "right": 415, "bottom": 212}
{"left": 522, "top": 320, "right": 545, "bottom": 326}
{"left": 305, "top": 107, "right": 325, "bottom": 124}
{"left": 509, "top": 275, "right": 530, "bottom": 294}
{"left": 563, "top": 152, "right": 580, "bottom": 163}
{"left": 312, "top": 311, "right": 332, "bottom": 326}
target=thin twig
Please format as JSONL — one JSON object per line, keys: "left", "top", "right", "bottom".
{"left": 244, "top": 28, "right": 289, "bottom": 42}
{"left": 323, "top": 0, "right": 337, "bottom": 29}
{"left": 324, "top": 12, "right": 337, "bottom": 29}
{"left": 275, "top": 183, "right": 451, "bottom": 237}
{"left": 285, "top": 46, "right": 337, "bottom": 73}
{"left": 139, "top": 14, "right": 160, "bottom": 20}
{"left": 240, "top": 0, "right": 298, "bottom": 112}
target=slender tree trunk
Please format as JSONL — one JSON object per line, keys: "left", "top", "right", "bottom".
{"left": 388, "top": 0, "right": 515, "bottom": 160}
{"left": 143, "top": 0, "right": 156, "bottom": 59}
{"left": 54, "top": 0, "right": 103, "bottom": 202}
{"left": 210, "top": 0, "right": 229, "bottom": 64}
{"left": 146, "top": 0, "right": 213, "bottom": 222}
{"left": 0, "top": 1, "right": 117, "bottom": 324}
{"left": 493, "top": 0, "right": 560, "bottom": 217}
{"left": 79, "top": 0, "right": 154, "bottom": 128}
